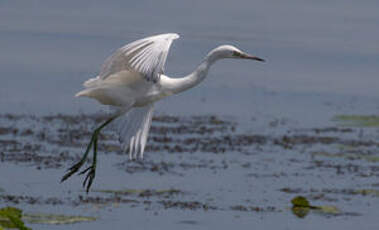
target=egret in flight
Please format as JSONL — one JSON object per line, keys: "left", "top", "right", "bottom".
{"left": 61, "top": 33, "right": 265, "bottom": 192}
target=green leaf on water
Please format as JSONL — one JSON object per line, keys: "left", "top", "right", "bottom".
{"left": 291, "top": 196, "right": 310, "bottom": 207}
{"left": 23, "top": 213, "right": 96, "bottom": 225}
{"left": 291, "top": 196, "right": 312, "bottom": 218}
{"left": 332, "top": 115, "right": 379, "bottom": 127}
{"left": 0, "top": 206, "right": 31, "bottom": 230}
{"left": 96, "top": 188, "right": 145, "bottom": 195}
{"left": 290, "top": 196, "right": 340, "bottom": 218}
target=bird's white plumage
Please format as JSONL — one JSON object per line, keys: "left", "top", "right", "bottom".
{"left": 75, "top": 33, "right": 263, "bottom": 160}
{"left": 99, "top": 33, "right": 179, "bottom": 83}
{"left": 113, "top": 103, "right": 154, "bottom": 159}
{"left": 76, "top": 33, "right": 179, "bottom": 159}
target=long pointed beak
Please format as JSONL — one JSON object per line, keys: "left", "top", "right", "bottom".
{"left": 242, "top": 53, "right": 265, "bottom": 62}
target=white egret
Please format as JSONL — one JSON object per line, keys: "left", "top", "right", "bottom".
{"left": 61, "top": 33, "right": 265, "bottom": 192}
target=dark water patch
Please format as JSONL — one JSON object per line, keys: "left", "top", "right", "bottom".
{"left": 1, "top": 193, "right": 282, "bottom": 215}
{"left": 0, "top": 139, "right": 22, "bottom": 151}
{"left": 3, "top": 112, "right": 379, "bottom": 176}
{"left": 273, "top": 135, "right": 339, "bottom": 149}
{"left": 146, "top": 134, "right": 267, "bottom": 154}
{"left": 150, "top": 124, "right": 232, "bottom": 135}
{"left": 0, "top": 127, "right": 18, "bottom": 135}
{"left": 74, "top": 195, "right": 140, "bottom": 206}
{"left": 306, "top": 160, "right": 379, "bottom": 177}
{"left": 43, "top": 113, "right": 109, "bottom": 125}
{"left": 0, "top": 193, "right": 139, "bottom": 207}
{"left": 0, "top": 151, "right": 78, "bottom": 169}
{"left": 0, "top": 195, "right": 64, "bottom": 206}
{"left": 116, "top": 158, "right": 230, "bottom": 175}
{"left": 312, "top": 127, "right": 354, "bottom": 134}
{"left": 0, "top": 114, "right": 31, "bottom": 121}
{"left": 158, "top": 200, "right": 217, "bottom": 211}
{"left": 95, "top": 188, "right": 183, "bottom": 198}
{"left": 117, "top": 160, "right": 177, "bottom": 175}
{"left": 230, "top": 205, "right": 277, "bottom": 213}
{"left": 2, "top": 113, "right": 378, "bottom": 160}
{"left": 247, "top": 172, "right": 288, "bottom": 178}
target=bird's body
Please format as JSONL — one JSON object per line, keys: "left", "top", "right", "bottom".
{"left": 61, "top": 33, "right": 265, "bottom": 192}
{"left": 77, "top": 70, "right": 162, "bottom": 107}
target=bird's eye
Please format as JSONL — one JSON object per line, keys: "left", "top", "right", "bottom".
{"left": 233, "top": 51, "right": 241, "bottom": 57}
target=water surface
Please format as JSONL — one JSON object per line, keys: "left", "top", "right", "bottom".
{"left": 1, "top": 1, "right": 379, "bottom": 230}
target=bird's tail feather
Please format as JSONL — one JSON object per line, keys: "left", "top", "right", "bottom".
{"left": 83, "top": 76, "right": 102, "bottom": 88}
{"left": 74, "top": 76, "right": 102, "bottom": 98}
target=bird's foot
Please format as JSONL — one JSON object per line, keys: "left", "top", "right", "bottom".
{"left": 129, "top": 152, "right": 135, "bottom": 161}
{"left": 128, "top": 153, "right": 143, "bottom": 161}
{"left": 79, "top": 165, "right": 96, "bottom": 193}
{"left": 60, "top": 160, "right": 86, "bottom": 183}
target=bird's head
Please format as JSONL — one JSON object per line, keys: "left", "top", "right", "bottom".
{"left": 210, "top": 45, "right": 265, "bottom": 62}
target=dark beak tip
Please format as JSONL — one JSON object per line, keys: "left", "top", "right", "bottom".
{"left": 256, "top": 57, "right": 265, "bottom": 62}
{"left": 244, "top": 54, "right": 265, "bottom": 62}
{"left": 252, "top": 56, "right": 266, "bottom": 62}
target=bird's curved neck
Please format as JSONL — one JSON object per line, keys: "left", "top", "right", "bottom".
{"left": 160, "top": 50, "right": 220, "bottom": 95}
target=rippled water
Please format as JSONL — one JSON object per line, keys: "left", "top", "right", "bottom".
{"left": 1, "top": 1, "right": 379, "bottom": 229}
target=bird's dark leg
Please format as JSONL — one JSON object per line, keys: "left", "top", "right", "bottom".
{"left": 60, "top": 132, "right": 96, "bottom": 183}
{"left": 60, "top": 116, "right": 116, "bottom": 192}
{"left": 80, "top": 133, "right": 98, "bottom": 192}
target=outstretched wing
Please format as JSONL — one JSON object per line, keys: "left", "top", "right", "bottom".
{"left": 99, "top": 33, "right": 179, "bottom": 83}
{"left": 113, "top": 103, "right": 154, "bottom": 159}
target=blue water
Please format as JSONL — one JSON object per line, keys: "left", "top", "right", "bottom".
{"left": 1, "top": 0, "right": 379, "bottom": 116}
{"left": 1, "top": 1, "right": 379, "bottom": 230}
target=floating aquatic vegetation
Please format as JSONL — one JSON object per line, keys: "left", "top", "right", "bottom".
{"left": 311, "top": 151, "right": 379, "bottom": 163}
{"left": 0, "top": 206, "right": 96, "bottom": 228}
{"left": 332, "top": 115, "right": 379, "bottom": 127}
{"left": 291, "top": 196, "right": 340, "bottom": 218}
{"left": 23, "top": 213, "right": 96, "bottom": 225}
{"left": 0, "top": 207, "right": 31, "bottom": 230}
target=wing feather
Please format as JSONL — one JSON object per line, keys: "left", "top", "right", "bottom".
{"left": 113, "top": 103, "right": 155, "bottom": 159}
{"left": 99, "top": 33, "right": 179, "bottom": 83}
